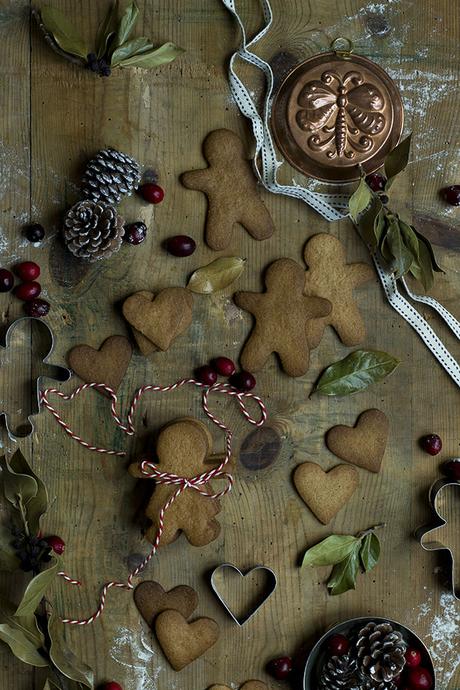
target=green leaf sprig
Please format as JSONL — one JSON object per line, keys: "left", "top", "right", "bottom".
{"left": 302, "top": 524, "right": 384, "bottom": 595}
{"left": 349, "top": 135, "right": 443, "bottom": 291}
{"left": 32, "top": 2, "right": 184, "bottom": 77}
{"left": 313, "top": 349, "right": 400, "bottom": 396}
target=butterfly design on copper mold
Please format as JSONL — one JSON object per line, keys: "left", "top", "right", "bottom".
{"left": 295, "top": 70, "right": 386, "bottom": 159}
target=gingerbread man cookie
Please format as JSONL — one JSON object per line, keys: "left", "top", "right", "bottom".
{"left": 234, "top": 258, "right": 331, "bottom": 377}
{"left": 181, "top": 129, "right": 275, "bottom": 250}
{"left": 303, "top": 233, "right": 374, "bottom": 348}
{"left": 129, "top": 418, "right": 222, "bottom": 546}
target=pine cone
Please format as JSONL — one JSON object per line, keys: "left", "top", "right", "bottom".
{"left": 81, "top": 148, "right": 141, "bottom": 205}
{"left": 359, "top": 676, "right": 398, "bottom": 690}
{"left": 63, "top": 200, "right": 125, "bottom": 262}
{"left": 319, "top": 654, "right": 360, "bottom": 690}
{"left": 356, "top": 622, "right": 407, "bottom": 685}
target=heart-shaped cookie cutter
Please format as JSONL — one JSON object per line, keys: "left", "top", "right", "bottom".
{"left": 415, "top": 477, "right": 460, "bottom": 600}
{"left": 210, "top": 563, "right": 277, "bottom": 626}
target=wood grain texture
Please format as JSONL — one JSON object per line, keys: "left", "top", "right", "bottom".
{"left": 0, "top": 0, "right": 459, "bottom": 688}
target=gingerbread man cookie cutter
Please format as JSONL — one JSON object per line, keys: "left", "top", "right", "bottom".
{"left": 0, "top": 317, "right": 71, "bottom": 439}
{"left": 415, "top": 478, "right": 460, "bottom": 600}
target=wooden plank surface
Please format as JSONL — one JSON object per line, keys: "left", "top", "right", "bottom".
{"left": 0, "top": 0, "right": 459, "bottom": 688}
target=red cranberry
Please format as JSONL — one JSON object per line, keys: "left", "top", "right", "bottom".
{"left": 441, "top": 185, "right": 460, "bottom": 206}
{"left": 405, "top": 647, "right": 422, "bottom": 668}
{"left": 45, "top": 535, "right": 65, "bottom": 555}
{"left": 140, "top": 183, "right": 164, "bottom": 204}
{"left": 195, "top": 365, "right": 218, "bottom": 386}
{"left": 267, "top": 656, "right": 293, "bottom": 680}
{"left": 25, "top": 223, "right": 45, "bottom": 243}
{"left": 230, "top": 370, "right": 256, "bottom": 391}
{"left": 100, "top": 684, "right": 123, "bottom": 690}
{"left": 420, "top": 433, "right": 442, "bottom": 456}
{"left": 15, "top": 261, "right": 40, "bottom": 281}
{"left": 24, "top": 298, "right": 50, "bottom": 318}
{"left": 14, "top": 281, "right": 41, "bottom": 301}
{"left": 165, "top": 235, "right": 196, "bottom": 257}
{"left": 211, "top": 356, "right": 236, "bottom": 377}
{"left": 124, "top": 222, "right": 147, "bottom": 245}
{"left": 0, "top": 269, "right": 14, "bottom": 292}
{"left": 407, "top": 667, "right": 433, "bottom": 690}
{"left": 442, "top": 458, "right": 460, "bottom": 481}
{"left": 365, "top": 172, "right": 387, "bottom": 192}
{"left": 327, "top": 634, "right": 350, "bottom": 656}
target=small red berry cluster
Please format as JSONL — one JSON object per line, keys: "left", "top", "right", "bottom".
{"left": 122, "top": 179, "right": 165, "bottom": 246}
{"left": 0, "top": 261, "right": 50, "bottom": 317}
{"left": 45, "top": 534, "right": 66, "bottom": 555}
{"left": 195, "top": 357, "right": 256, "bottom": 392}
{"left": 419, "top": 432, "right": 460, "bottom": 481}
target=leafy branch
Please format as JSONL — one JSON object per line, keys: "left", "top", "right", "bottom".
{"left": 349, "top": 135, "right": 443, "bottom": 291}
{"left": 32, "top": 1, "right": 184, "bottom": 77}
{"left": 302, "top": 524, "right": 385, "bottom": 595}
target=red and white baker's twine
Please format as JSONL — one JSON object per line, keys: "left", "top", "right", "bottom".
{"left": 40, "top": 379, "right": 267, "bottom": 626}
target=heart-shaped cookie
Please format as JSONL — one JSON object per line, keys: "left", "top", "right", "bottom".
{"left": 209, "top": 683, "right": 267, "bottom": 690}
{"left": 129, "top": 290, "right": 158, "bottom": 356}
{"left": 67, "top": 335, "right": 132, "bottom": 391}
{"left": 326, "top": 409, "right": 389, "bottom": 473}
{"left": 122, "top": 287, "right": 193, "bottom": 352}
{"left": 155, "top": 610, "right": 219, "bottom": 671}
{"left": 134, "top": 581, "right": 198, "bottom": 627}
{"left": 210, "top": 564, "right": 276, "bottom": 626}
{"left": 293, "top": 462, "right": 359, "bottom": 524}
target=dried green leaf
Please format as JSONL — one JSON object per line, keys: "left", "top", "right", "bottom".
{"left": 412, "top": 226, "right": 443, "bottom": 273}
{"left": 349, "top": 177, "right": 373, "bottom": 222}
{"left": 48, "top": 611, "right": 94, "bottom": 688}
{"left": 9, "top": 450, "right": 48, "bottom": 535}
{"left": 314, "top": 349, "right": 400, "bottom": 396}
{"left": 118, "top": 41, "right": 185, "bottom": 68}
{"left": 115, "top": 1, "right": 139, "bottom": 47}
{"left": 95, "top": 0, "right": 119, "bottom": 59}
{"left": 111, "top": 37, "right": 153, "bottom": 66}
{"left": 399, "top": 220, "right": 420, "bottom": 261}
{"left": 0, "top": 526, "right": 20, "bottom": 572}
{"left": 0, "top": 623, "right": 48, "bottom": 667}
{"left": 409, "top": 243, "right": 434, "bottom": 292}
{"left": 187, "top": 257, "right": 246, "bottom": 294}
{"left": 385, "top": 134, "right": 412, "bottom": 187}
{"left": 42, "top": 681, "right": 61, "bottom": 690}
{"left": 355, "top": 198, "right": 382, "bottom": 251}
{"left": 15, "top": 557, "right": 61, "bottom": 617}
{"left": 40, "top": 7, "right": 89, "bottom": 59}
{"left": 385, "top": 218, "right": 414, "bottom": 278}
{"left": 302, "top": 535, "right": 359, "bottom": 568}
{"left": 0, "top": 594, "right": 44, "bottom": 647}
{"left": 327, "top": 543, "right": 361, "bottom": 595}
{"left": 360, "top": 532, "right": 381, "bottom": 572}
{"left": 0, "top": 456, "right": 38, "bottom": 510}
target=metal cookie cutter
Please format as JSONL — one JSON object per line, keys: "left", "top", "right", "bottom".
{"left": 415, "top": 478, "right": 460, "bottom": 600}
{"left": 0, "top": 317, "right": 71, "bottom": 439}
{"left": 210, "top": 563, "right": 277, "bottom": 626}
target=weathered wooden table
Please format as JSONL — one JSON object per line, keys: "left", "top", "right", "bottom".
{"left": 0, "top": 1, "right": 459, "bottom": 688}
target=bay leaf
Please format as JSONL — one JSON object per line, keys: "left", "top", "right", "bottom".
{"left": 360, "top": 532, "right": 380, "bottom": 572}
{"left": 0, "top": 456, "right": 38, "bottom": 509}
{"left": 9, "top": 450, "right": 48, "bottom": 535}
{"left": 355, "top": 198, "right": 382, "bottom": 250}
{"left": 15, "top": 557, "right": 61, "bottom": 618}
{"left": 115, "top": 1, "right": 139, "bottom": 47}
{"left": 0, "top": 623, "right": 48, "bottom": 667}
{"left": 111, "top": 37, "right": 153, "bottom": 66}
{"left": 327, "top": 543, "right": 361, "bottom": 595}
{"left": 412, "top": 226, "right": 443, "bottom": 273}
{"left": 385, "top": 134, "right": 412, "bottom": 187}
{"left": 118, "top": 41, "right": 185, "bottom": 69}
{"left": 373, "top": 206, "right": 386, "bottom": 247}
{"left": 313, "top": 349, "right": 400, "bottom": 396}
{"left": 385, "top": 217, "right": 414, "bottom": 278}
{"left": 48, "top": 612, "right": 94, "bottom": 688}
{"left": 40, "top": 7, "right": 89, "bottom": 59}
{"left": 95, "top": 0, "right": 119, "bottom": 59}
{"left": 0, "top": 525, "right": 20, "bottom": 572}
{"left": 0, "top": 594, "right": 44, "bottom": 647}
{"left": 349, "top": 177, "right": 373, "bottom": 222}
{"left": 399, "top": 220, "right": 420, "bottom": 262}
{"left": 302, "top": 535, "right": 359, "bottom": 568}
{"left": 187, "top": 257, "right": 246, "bottom": 294}
{"left": 42, "top": 681, "right": 61, "bottom": 690}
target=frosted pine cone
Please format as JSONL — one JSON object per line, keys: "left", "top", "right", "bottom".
{"left": 356, "top": 621, "right": 407, "bottom": 685}
{"left": 81, "top": 148, "right": 141, "bottom": 205}
{"left": 318, "top": 654, "right": 360, "bottom": 690}
{"left": 63, "top": 200, "right": 125, "bottom": 262}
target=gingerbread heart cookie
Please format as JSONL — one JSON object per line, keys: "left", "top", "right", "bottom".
{"left": 304, "top": 233, "right": 374, "bottom": 348}
{"left": 155, "top": 610, "right": 219, "bottom": 671}
{"left": 293, "top": 462, "right": 359, "bottom": 524}
{"left": 235, "top": 258, "right": 331, "bottom": 376}
{"left": 182, "top": 129, "right": 275, "bottom": 250}
{"left": 129, "top": 290, "right": 158, "bottom": 356}
{"left": 67, "top": 335, "right": 132, "bottom": 391}
{"left": 326, "top": 409, "right": 389, "bottom": 473}
{"left": 209, "top": 683, "right": 267, "bottom": 690}
{"left": 134, "top": 581, "right": 198, "bottom": 627}
{"left": 122, "top": 287, "right": 193, "bottom": 352}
